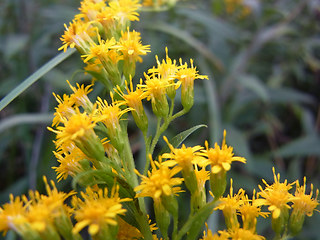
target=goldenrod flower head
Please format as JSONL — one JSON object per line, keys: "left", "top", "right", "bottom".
{"left": 77, "top": 0, "right": 107, "bottom": 21}
{"left": 162, "top": 136, "right": 206, "bottom": 171}
{"left": 139, "top": 72, "right": 173, "bottom": 117}
{"left": 84, "top": 58, "right": 104, "bottom": 79}
{"left": 258, "top": 168, "right": 295, "bottom": 219}
{"left": 215, "top": 179, "right": 245, "bottom": 229}
{"left": 116, "top": 78, "right": 147, "bottom": 110}
{"left": 134, "top": 157, "right": 183, "bottom": 200}
{"left": 239, "top": 190, "right": 269, "bottom": 232}
{"left": 24, "top": 200, "right": 53, "bottom": 232}
{"left": 53, "top": 147, "right": 87, "bottom": 182}
{"left": 175, "top": 58, "right": 208, "bottom": 110}
{"left": 59, "top": 20, "right": 95, "bottom": 52}
{"left": 140, "top": 72, "right": 174, "bottom": 101}
{"left": 201, "top": 223, "right": 229, "bottom": 240}
{"left": 96, "top": 96, "right": 129, "bottom": 131}
{"left": 119, "top": 29, "right": 151, "bottom": 63}
{"left": 72, "top": 185, "right": 130, "bottom": 236}
{"left": 194, "top": 165, "right": 210, "bottom": 190}
{"left": 67, "top": 80, "right": 93, "bottom": 110}
{"left": 108, "top": 0, "right": 141, "bottom": 25}
{"left": 52, "top": 93, "right": 76, "bottom": 127}
{"left": 292, "top": 177, "right": 319, "bottom": 217}
{"left": 202, "top": 130, "right": 246, "bottom": 174}
{"left": 96, "top": 7, "right": 115, "bottom": 29}
{"left": 115, "top": 78, "right": 149, "bottom": 131}
{"left": 148, "top": 47, "right": 179, "bottom": 81}
{"left": 49, "top": 108, "right": 97, "bottom": 148}
{"left": 0, "top": 195, "right": 28, "bottom": 235}
{"left": 82, "top": 36, "right": 118, "bottom": 63}
{"left": 227, "top": 227, "right": 265, "bottom": 240}
{"left": 176, "top": 58, "right": 208, "bottom": 86}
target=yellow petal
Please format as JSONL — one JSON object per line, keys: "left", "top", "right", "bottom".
{"left": 88, "top": 223, "right": 100, "bottom": 235}
{"left": 222, "top": 162, "right": 231, "bottom": 171}
{"left": 212, "top": 165, "right": 222, "bottom": 174}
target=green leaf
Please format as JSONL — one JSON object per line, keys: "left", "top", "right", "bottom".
{"left": 238, "top": 75, "right": 269, "bottom": 102}
{"left": 0, "top": 113, "right": 53, "bottom": 133}
{"left": 143, "top": 22, "right": 224, "bottom": 71}
{"left": 4, "top": 34, "right": 29, "bottom": 59}
{"left": 0, "top": 48, "right": 76, "bottom": 111}
{"left": 177, "top": 200, "right": 218, "bottom": 240}
{"left": 176, "top": 8, "right": 238, "bottom": 40}
{"left": 159, "top": 124, "right": 207, "bottom": 154}
{"left": 274, "top": 135, "right": 320, "bottom": 157}
{"left": 197, "top": 57, "right": 222, "bottom": 144}
{"left": 267, "top": 87, "right": 314, "bottom": 104}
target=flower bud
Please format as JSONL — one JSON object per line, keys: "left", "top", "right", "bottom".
{"left": 210, "top": 170, "right": 227, "bottom": 199}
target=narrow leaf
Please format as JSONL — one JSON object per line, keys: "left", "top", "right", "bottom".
{"left": 274, "top": 135, "right": 320, "bottom": 157}
{"left": 159, "top": 124, "right": 207, "bottom": 154}
{"left": 0, "top": 113, "right": 53, "bottom": 133}
{"left": 177, "top": 200, "right": 218, "bottom": 240}
{"left": 0, "top": 48, "right": 75, "bottom": 111}
{"left": 238, "top": 75, "right": 269, "bottom": 102}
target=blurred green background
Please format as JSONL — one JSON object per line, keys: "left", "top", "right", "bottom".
{"left": 0, "top": 0, "right": 319, "bottom": 239}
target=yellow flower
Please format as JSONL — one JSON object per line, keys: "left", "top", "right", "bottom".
{"left": 148, "top": 48, "right": 180, "bottom": 98}
{"left": 289, "top": 177, "right": 319, "bottom": 235}
{"left": 149, "top": 47, "right": 179, "bottom": 79}
{"left": 215, "top": 179, "right": 245, "bottom": 229}
{"left": 95, "top": 96, "right": 130, "bottom": 134}
{"left": 52, "top": 92, "right": 76, "bottom": 127}
{"left": 291, "top": 177, "right": 319, "bottom": 217}
{"left": 162, "top": 136, "right": 206, "bottom": 171}
{"left": 77, "top": 0, "right": 107, "bottom": 21}
{"left": 67, "top": 80, "right": 93, "bottom": 111}
{"left": 118, "top": 29, "right": 150, "bottom": 63}
{"left": 119, "top": 29, "right": 151, "bottom": 78}
{"left": 176, "top": 58, "right": 208, "bottom": 111}
{"left": 53, "top": 147, "right": 87, "bottom": 182}
{"left": 258, "top": 167, "right": 295, "bottom": 219}
{"left": 138, "top": 72, "right": 174, "bottom": 117}
{"left": 49, "top": 108, "right": 97, "bottom": 148}
{"left": 0, "top": 195, "right": 28, "bottom": 236}
{"left": 227, "top": 227, "right": 265, "bottom": 240}
{"left": 238, "top": 190, "right": 269, "bottom": 232}
{"left": 82, "top": 36, "right": 118, "bottom": 63}
{"left": 202, "top": 130, "right": 246, "bottom": 174}
{"left": 109, "top": 0, "right": 141, "bottom": 26}
{"left": 134, "top": 157, "right": 183, "bottom": 200}
{"left": 161, "top": 136, "right": 206, "bottom": 193}
{"left": 194, "top": 166, "right": 210, "bottom": 190}
{"left": 72, "top": 185, "right": 130, "bottom": 236}
{"left": 59, "top": 19, "right": 96, "bottom": 52}
{"left": 200, "top": 223, "right": 229, "bottom": 240}
{"left": 115, "top": 78, "right": 149, "bottom": 131}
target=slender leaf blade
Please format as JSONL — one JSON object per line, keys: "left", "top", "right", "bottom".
{"left": 159, "top": 124, "right": 207, "bottom": 154}
{"left": 0, "top": 48, "right": 75, "bottom": 111}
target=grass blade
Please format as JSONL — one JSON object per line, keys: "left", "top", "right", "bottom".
{"left": 0, "top": 113, "right": 53, "bottom": 133}
{"left": 0, "top": 48, "right": 75, "bottom": 111}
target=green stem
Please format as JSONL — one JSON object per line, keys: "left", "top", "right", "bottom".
{"left": 144, "top": 116, "right": 162, "bottom": 174}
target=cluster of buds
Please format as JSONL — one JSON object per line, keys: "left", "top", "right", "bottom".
{"left": 0, "top": 0, "right": 318, "bottom": 240}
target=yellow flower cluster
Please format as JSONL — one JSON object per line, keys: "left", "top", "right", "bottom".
{"left": 1, "top": 1, "right": 319, "bottom": 240}
{"left": 224, "top": 0, "right": 251, "bottom": 17}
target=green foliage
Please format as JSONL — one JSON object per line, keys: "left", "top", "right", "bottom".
{"left": 0, "top": 0, "right": 319, "bottom": 239}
